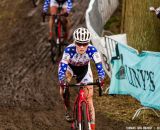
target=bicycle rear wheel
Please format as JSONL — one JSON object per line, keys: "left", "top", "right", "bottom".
{"left": 57, "top": 19, "right": 68, "bottom": 54}
{"left": 81, "top": 102, "right": 89, "bottom": 130}
{"left": 57, "top": 20, "right": 66, "bottom": 55}
{"left": 71, "top": 103, "right": 78, "bottom": 130}
{"left": 50, "top": 20, "right": 62, "bottom": 63}
{"left": 50, "top": 40, "right": 60, "bottom": 63}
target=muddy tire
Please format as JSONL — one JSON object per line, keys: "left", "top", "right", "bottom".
{"left": 81, "top": 102, "right": 89, "bottom": 130}
{"left": 51, "top": 42, "right": 61, "bottom": 63}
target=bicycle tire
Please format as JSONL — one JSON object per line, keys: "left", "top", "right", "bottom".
{"left": 32, "top": 0, "right": 37, "bottom": 7}
{"left": 50, "top": 40, "right": 60, "bottom": 63}
{"left": 50, "top": 19, "right": 62, "bottom": 63}
{"left": 81, "top": 102, "right": 89, "bottom": 130}
{"left": 57, "top": 20, "right": 64, "bottom": 55}
{"left": 58, "top": 18, "right": 68, "bottom": 54}
{"left": 71, "top": 102, "right": 79, "bottom": 130}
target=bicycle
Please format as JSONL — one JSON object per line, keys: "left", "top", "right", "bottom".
{"left": 43, "top": 3, "right": 68, "bottom": 63}
{"left": 65, "top": 79, "right": 102, "bottom": 130}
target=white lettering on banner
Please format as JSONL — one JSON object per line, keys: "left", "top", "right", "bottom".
{"left": 93, "top": 52, "right": 101, "bottom": 63}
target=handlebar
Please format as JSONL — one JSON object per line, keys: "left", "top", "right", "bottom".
{"left": 67, "top": 79, "right": 103, "bottom": 96}
{"left": 42, "top": 12, "right": 69, "bottom": 22}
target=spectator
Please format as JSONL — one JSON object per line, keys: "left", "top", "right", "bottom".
{"left": 149, "top": 6, "right": 160, "bottom": 19}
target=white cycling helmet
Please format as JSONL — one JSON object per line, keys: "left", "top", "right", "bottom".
{"left": 73, "top": 27, "right": 91, "bottom": 44}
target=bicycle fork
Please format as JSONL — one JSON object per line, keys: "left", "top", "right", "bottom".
{"left": 72, "top": 92, "right": 92, "bottom": 130}
{"left": 80, "top": 102, "right": 92, "bottom": 130}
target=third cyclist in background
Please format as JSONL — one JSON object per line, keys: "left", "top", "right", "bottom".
{"left": 42, "top": 0, "right": 73, "bottom": 42}
{"left": 149, "top": 6, "right": 160, "bottom": 19}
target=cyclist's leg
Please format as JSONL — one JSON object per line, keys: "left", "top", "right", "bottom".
{"left": 85, "top": 86, "right": 95, "bottom": 130}
{"left": 59, "top": 68, "right": 73, "bottom": 110}
{"left": 49, "top": 0, "right": 58, "bottom": 41}
{"left": 59, "top": 66, "right": 73, "bottom": 121}
{"left": 80, "top": 63, "right": 95, "bottom": 130}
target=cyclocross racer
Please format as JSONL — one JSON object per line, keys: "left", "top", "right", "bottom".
{"left": 58, "top": 27, "right": 106, "bottom": 130}
{"left": 149, "top": 6, "right": 160, "bottom": 19}
{"left": 42, "top": 0, "right": 73, "bottom": 41}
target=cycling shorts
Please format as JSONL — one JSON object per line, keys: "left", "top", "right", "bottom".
{"left": 50, "top": 0, "right": 67, "bottom": 8}
{"left": 67, "top": 63, "right": 93, "bottom": 84}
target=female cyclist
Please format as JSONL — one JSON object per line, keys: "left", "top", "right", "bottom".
{"left": 58, "top": 27, "right": 106, "bottom": 130}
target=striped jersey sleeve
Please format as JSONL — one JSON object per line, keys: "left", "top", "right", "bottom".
{"left": 43, "top": 0, "right": 50, "bottom": 12}
{"left": 58, "top": 62, "right": 68, "bottom": 81}
{"left": 58, "top": 47, "right": 70, "bottom": 81}
{"left": 67, "top": 0, "right": 73, "bottom": 13}
{"left": 87, "top": 46, "right": 106, "bottom": 79}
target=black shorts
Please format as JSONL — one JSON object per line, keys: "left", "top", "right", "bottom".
{"left": 55, "top": 0, "right": 67, "bottom": 4}
{"left": 68, "top": 64, "right": 88, "bottom": 83}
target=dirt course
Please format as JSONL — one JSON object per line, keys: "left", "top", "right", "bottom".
{"left": 0, "top": 0, "right": 160, "bottom": 130}
{"left": 0, "top": 0, "right": 89, "bottom": 129}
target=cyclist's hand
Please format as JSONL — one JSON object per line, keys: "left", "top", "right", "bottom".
{"left": 62, "top": 12, "right": 69, "bottom": 17}
{"left": 59, "top": 80, "right": 68, "bottom": 89}
{"left": 41, "top": 11, "right": 47, "bottom": 22}
{"left": 149, "top": 6, "right": 155, "bottom": 12}
{"left": 60, "top": 80, "right": 69, "bottom": 100}
{"left": 41, "top": 11, "right": 47, "bottom": 17}
{"left": 99, "top": 78, "right": 105, "bottom": 90}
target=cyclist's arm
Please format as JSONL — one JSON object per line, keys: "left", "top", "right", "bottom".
{"left": 89, "top": 46, "right": 106, "bottom": 79}
{"left": 58, "top": 50, "right": 70, "bottom": 82}
{"left": 155, "top": 7, "right": 160, "bottom": 18}
{"left": 67, "top": 0, "right": 73, "bottom": 13}
{"left": 43, "top": 0, "right": 50, "bottom": 12}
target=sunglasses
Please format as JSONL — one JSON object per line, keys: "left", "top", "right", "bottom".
{"left": 76, "top": 42, "right": 89, "bottom": 47}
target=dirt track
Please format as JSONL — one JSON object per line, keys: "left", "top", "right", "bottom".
{"left": 1, "top": 0, "right": 159, "bottom": 130}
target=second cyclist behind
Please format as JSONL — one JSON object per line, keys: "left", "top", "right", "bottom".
{"left": 42, "top": 0, "right": 73, "bottom": 42}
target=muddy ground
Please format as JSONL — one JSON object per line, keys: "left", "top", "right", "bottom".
{"left": 0, "top": 0, "right": 160, "bottom": 130}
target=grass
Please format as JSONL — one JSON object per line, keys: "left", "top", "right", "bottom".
{"left": 103, "top": 0, "right": 122, "bottom": 35}
{"left": 94, "top": 91, "right": 160, "bottom": 126}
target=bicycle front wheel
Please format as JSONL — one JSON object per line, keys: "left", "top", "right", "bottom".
{"left": 81, "top": 102, "right": 89, "bottom": 130}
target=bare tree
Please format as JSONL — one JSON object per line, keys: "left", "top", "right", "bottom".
{"left": 121, "top": 0, "right": 160, "bottom": 52}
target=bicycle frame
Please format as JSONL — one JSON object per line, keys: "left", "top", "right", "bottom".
{"left": 68, "top": 81, "right": 102, "bottom": 130}
{"left": 73, "top": 86, "right": 91, "bottom": 130}
{"left": 54, "top": 4, "right": 63, "bottom": 45}
{"left": 54, "top": 16, "right": 63, "bottom": 45}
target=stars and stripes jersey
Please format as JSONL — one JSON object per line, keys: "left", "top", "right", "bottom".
{"left": 43, "top": 0, "right": 72, "bottom": 13}
{"left": 58, "top": 43, "right": 106, "bottom": 82}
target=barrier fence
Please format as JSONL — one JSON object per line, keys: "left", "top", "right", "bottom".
{"left": 85, "top": 0, "right": 160, "bottom": 119}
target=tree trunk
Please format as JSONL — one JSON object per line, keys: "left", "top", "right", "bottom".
{"left": 121, "top": 0, "right": 160, "bottom": 52}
